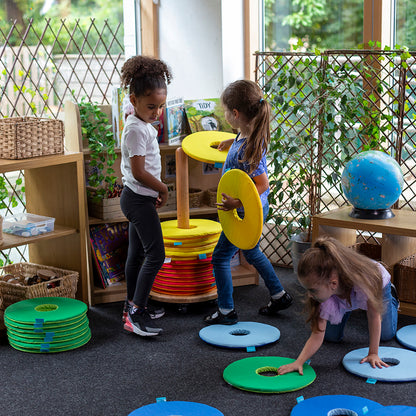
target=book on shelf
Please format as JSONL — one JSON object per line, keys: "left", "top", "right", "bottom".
{"left": 111, "top": 86, "right": 130, "bottom": 147}
{"left": 89, "top": 222, "right": 129, "bottom": 288}
{"left": 165, "top": 97, "right": 188, "bottom": 145}
{"left": 111, "top": 86, "right": 165, "bottom": 145}
{"left": 184, "top": 98, "right": 234, "bottom": 134}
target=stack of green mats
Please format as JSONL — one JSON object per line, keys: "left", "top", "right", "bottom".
{"left": 4, "top": 297, "right": 91, "bottom": 353}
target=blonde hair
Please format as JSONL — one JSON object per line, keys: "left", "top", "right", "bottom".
{"left": 298, "top": 236, "right": 384, "bottom": 332}
{"left": 221, "top": 79, "right": 270, "bottom": 174}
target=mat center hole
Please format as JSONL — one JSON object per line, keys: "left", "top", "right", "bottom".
{"left": 210, "top": 141, "right": 219, "bottom": 149}
{"left": 34, "top": 304, "right": 58, "bottom": 312}
{"left": 256, "top": 366, "right": 279, "bottom": 377}
{"left": 327, "top": 409, "right": 358, "bottom": 416}
{"left": 381, "top": 357, "right": 400, "bottom": 366}
{"left": 230, "top": 329, "right": 250, "bottom": 336}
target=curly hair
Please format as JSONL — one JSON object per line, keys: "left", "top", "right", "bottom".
{"left": 120, "top": 55, "right": 172, "bottom": 97}
{"left": 298, "top": 236, "right": 384, "bottom": 332}
{"left": 221, "top": 79, "right": 270, "bottom": 174}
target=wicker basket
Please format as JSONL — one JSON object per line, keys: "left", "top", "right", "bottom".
{"left": 350, "top": 242, "right": 382, "bottom": 261}
{"left": 0, "top": 262, "right": 78, "bottom": 313}
{"left": 206, "top": 187, "right": 218, "bottom": 208}
{"left": 0, "top": 117, "right": 64, "bottom": 159}
{"left": 393, "top": 254, "right": 416, "bottom": 303}
{"left": 189, "top": 188, "right": 203, "bottom": 208}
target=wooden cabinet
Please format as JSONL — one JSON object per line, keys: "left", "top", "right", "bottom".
{"left": 0, "top": 152, "right": 90, "bottom": 304}
{"left": 312, "top": 206, "right": 416, "bottom": 316}
{"left": 64, "top": 101, "right": 258, "bottom": 305}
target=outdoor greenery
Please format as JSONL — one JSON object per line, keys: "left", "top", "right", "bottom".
{"left": 0, "top": 0, "right": 123, "bottom": 54}
{"left": 78, "top": 98, "right": 117, "bottom": 202}
{"left": 265, "top": 42, "right": 411, "bottom": 242}
{"left": 264, "top": 0, "right": 416, "bottom": 52}
{"left": 264, "top": 0, "right": 363, "bottom": 51}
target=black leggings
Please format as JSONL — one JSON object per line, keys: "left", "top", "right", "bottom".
{"left": 120, "top": 186, "right": 165, "bottom": 308}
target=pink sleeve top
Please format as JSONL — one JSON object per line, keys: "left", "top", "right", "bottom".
{"left": 319, "top": 263, "right": 391, "bottom": 325}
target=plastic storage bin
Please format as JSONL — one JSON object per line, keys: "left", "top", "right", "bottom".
{"left": 2, "top": 213, "right": 55, "bottom": 237}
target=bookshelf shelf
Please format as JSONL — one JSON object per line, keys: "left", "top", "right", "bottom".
{"left": 0, "top": 152, "right": 89, "bottom": 303}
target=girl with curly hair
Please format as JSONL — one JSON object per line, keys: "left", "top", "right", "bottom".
{"left": 119, "top": 55, "right": 172, "bottom": 337}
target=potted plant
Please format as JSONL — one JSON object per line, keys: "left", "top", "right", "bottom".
{"left": 78, "top": 98, "right": 118, "bottom": 204}
{"left": 264, "top": 43, "right": 403, "bottom": 270}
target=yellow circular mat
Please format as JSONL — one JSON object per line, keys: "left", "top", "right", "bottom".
{"left": 164, "top": 234, "right": 220, "bottom": 247}
{"left": 181, "top": 131, "right": 235, "bottom": 164}
{"left": 217, "top": 169, "right": 263, "bottom": 250}
{"left": 161, "top": 219, "right": 222, "bottom": 239}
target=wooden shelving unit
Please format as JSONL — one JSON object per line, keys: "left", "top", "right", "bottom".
{"left": 312, "top": 206, "right": 416, "bottom": 317}
{"left": 0, "top": 152, "right": 90, "bottom": 304}
{"left": 64, "top": 101, "right": 258, "bottom": 306}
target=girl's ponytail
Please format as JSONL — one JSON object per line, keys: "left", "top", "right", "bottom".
{"left": 221, "top": 80, "right": 270, "bottom": 174}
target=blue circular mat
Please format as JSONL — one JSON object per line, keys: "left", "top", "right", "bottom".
{"left": 370, "top": 406, "right": 416, "bottom": 416}
{"left": 396, "top": 324, "right": 416, "bottom": 351}
{"left": 290, "top": 395, "right": 382, "bottom": 416}
{"left": 199, "top": 321, "right": 280, "bottom": 348}
{"left": 342, "top": 346, "right": 416, "bottom": 382}
{"left": 128, "top": 401, "right": 224, "bottom": 415}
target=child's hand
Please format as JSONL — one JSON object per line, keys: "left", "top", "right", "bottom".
{"left": 217, "top": 139, "right": 234, "bottom": 151}
{"left": 360, "top": 354, "right": 389, "bottom": 369}
{"left": 216, "top": 192, "right": 241, "bottom": 211}
{"left": 156, "top": 185, "right": 168, "bottom": 208}
{"left": 278, "top": 361, "right": 304, "bottom": 376}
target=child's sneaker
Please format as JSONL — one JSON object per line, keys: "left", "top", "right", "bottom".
{"left": 258, "top": 292, "right": 293, "bottom": 315}
{"left": 124, "top": 308, "right": 163, "bottom": 336}
{"left": 204, "top": 309, "right": 238, "bottom": 325}
{"left": 122, "top": 299, "right": 165, "bottom": 322}
{"left": 147, "top": 303, "right": 165, "bottom": 319}
{"left": 122, "top": 299, "right": 131, "bottom": 323}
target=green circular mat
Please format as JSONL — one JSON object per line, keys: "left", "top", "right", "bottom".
{"left": 9, "top": 327, "right": 90, "bottom": 348}
{"left": 223, "top": 356, "right": 316, "bottom": 393}
{"left": 7, "top": 320, "right": 90, "bottom": 342}
{"left": 9, "top": 329, "right": 91, "bottom": 353}
{"left": 4, "top": 313, "right": 88, "bottom": 333}
{"left": 5, "top": 297, "right": 87, "bottom": 324}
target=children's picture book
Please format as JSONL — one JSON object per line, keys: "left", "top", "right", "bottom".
{"left": 184, "top": 98, "right": 234, "bottom": 133}
{"left": 111, "top": 86, "right": 129, "bottom": 147}
{"left": 165, "top": 97, "right": 188, "bottom": 145}
{"left": 89, "top": 222, "right": 129, "bottom": 287}
{"left": 112, "top": 86, "right": 164, "bottom": 144}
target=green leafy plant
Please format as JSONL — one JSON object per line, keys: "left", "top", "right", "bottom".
{"left": 78, "top": 97, "right": 117, "bottom": 202}
{"left": 266, "top": 42, "right": 408, "bottom": 242}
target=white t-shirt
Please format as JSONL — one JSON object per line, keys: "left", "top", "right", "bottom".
{"left": 120, "top": 114, "right": 161, "bottom": 198}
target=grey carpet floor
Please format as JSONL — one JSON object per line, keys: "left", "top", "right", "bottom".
{"left": 1, "top": 267, "right": 415, "bottom": 416}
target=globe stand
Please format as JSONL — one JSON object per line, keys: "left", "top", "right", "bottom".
{"left": 349, "top": 207, "right": 395, "bottom": 220}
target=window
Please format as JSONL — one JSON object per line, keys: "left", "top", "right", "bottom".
{"left": 395, "top": 0, "right": 416, "bottom": 49}
{"left": 264, "top": 0, "right": 364, "bottom": 51}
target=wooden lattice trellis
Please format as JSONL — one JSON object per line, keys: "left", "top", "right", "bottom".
{"left": 0, "top": 18, "right": 124, "bottom": 265}
{"left": 256, "top": 50, "right": 416, "bottom": 267}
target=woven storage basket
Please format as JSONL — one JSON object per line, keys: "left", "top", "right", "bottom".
{"left": 0, "top": 262, "right": 78, "bottom": 312}
{"left": 189, "top": 188, "right": 203, "bottom": 208}
{"left": 0, "top": 117, "right": 64, "bottom": 159}
{"left": 206, "top": 187, "right": 218, "bottom": 208}
{"left": 350, "top": 242, "right": 382, "bottom": 261}
{"left": 393, "top": 254, "right": 416, "bottom": 303}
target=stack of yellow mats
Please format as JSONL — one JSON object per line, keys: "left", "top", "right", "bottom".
{"left": 154, "top": 219, "right": 222, "bottom": 296}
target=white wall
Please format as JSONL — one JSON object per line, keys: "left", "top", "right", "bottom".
{"left": 158, "top": 0, "right": 244, "bottom": 100}
{"left": 221, "top": 0, "right": 245, "bottom": 87}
